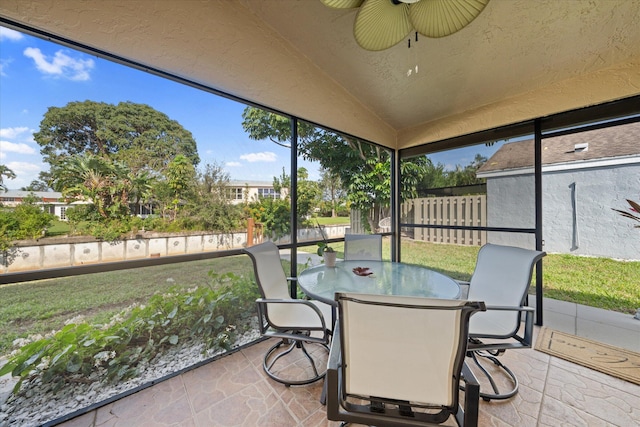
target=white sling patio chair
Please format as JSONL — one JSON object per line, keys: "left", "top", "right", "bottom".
{"left": 244, "top": 241, "right": 333, "bottom": 386}
{"left": 344, "top": 234, "right": 382, "bottom": 261}
{"left": 327, "top": 292, "right": 485, "bottom": 427}
{"left": 462, "top": 243, "right": 546, "bottom": 401}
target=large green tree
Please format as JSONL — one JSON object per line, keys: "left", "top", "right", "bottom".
{"left": 241, "top": 107, "right": 427, "bottom": 230}
{"left": 447, "top": 154, "right": 487, "bottom": 186}
{"left": 319, "top": 168, "right": 345, "bottom": 217}
{"left": 184, "top": 162, "right": 243, "bottom": 232}
{"left": 34, "top": 101, "right": 200, "bottom": 177}
{"left": 20, "top": 179, "right": 50, "bottom": 192}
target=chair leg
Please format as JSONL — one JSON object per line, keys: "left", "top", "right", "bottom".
{"left": 460, "top": 362, "right": 479, "bottom": 427}
{"left": 467, "top": 350, "right": 519, "bottom": 401}
{"left": 263, "top": 339, "right": 329, "bottom": 386}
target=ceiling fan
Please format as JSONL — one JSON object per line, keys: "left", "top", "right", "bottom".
{"left": 321, "top": 0, "right": 490, "bottom": 51}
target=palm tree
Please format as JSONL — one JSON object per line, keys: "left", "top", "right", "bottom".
{"left": 52, "top": 154, "right": 132, "bottom": 219}
{"left": 0, "top": 165, "right": 17, "bottom": 192}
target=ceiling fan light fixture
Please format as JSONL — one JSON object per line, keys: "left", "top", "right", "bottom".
{"left": 409, "top": 0, "right": 490, "bottom": 38}
{"left": 320, "top": 0, "right": 364, "bottom": 9}
{"left": 321, "top": 0, "right": 490, "bottom": 50}
{"left": 354, "top": 0, "right": 412, "bottom": 51}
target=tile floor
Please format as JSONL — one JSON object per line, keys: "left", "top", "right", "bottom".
{"left": 56, "top": 324, "right": 640, "bottom": 427}
{"left": 531, "top": 298, "right": 640, "bottom": 353}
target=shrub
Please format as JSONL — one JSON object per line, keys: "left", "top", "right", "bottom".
{"left": 0, "top": 194, "right": 55, "bottom": 250}
{"left": 0, "top": 272, "right": 259, "bottom": 395}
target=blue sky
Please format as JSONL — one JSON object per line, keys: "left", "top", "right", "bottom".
{"left": 0, "top": 26, "right": 501, "bottom": 191}
{"left": 0, "top": 26, "right": 299, "bottom": 190}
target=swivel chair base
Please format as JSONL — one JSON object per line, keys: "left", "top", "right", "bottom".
{"left": 465, "top": 349, "right": 519, "bottom": 401}
{"left": 263, "top": 338, "right": 329, "bottom": 386}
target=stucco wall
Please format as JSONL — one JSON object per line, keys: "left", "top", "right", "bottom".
{"left": 486, "top": 163, "right": 640, "bottom": 260}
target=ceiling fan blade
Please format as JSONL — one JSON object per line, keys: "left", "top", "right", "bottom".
{"left": 321, "top": 0, "right": 365, "bottom": 9}
{"left": 409, "top": 0, "right": 490, "bottom": 38}
{"left": 354, "top": 0, "right": 413, "bottom": 51}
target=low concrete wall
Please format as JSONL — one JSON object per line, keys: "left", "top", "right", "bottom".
{"left": 1, "top": 225, "right": 348, "bottom": 274}
{"left": 1, "top": 232, "right": 248, "bottom": 274}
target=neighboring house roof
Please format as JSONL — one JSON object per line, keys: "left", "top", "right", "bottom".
{"left": 477, "top": 121, "right": 640, "bottom": 174}
{"left": 1, "top": 190, "right": 63, "bottom": 201}
{"left": 228, "top": 180, "right": 275, "bottom": 187}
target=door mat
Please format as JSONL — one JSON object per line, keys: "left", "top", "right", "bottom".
{"left": 535, "top": 327, "right": 640, "bottom": 385}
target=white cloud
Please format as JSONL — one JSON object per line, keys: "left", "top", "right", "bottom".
{"left": 0, "top": 58, "right": 11, "bottom": 76}
{"left": 0, "top": 126, "right": 30, "bottom": 139}
{"left": 239, "top": 152, "right": 277, "bottom": 163}
{"left": 0, "top": 27, "right": 23, "bottom": 41}
{"left": 3, "top": 161, "right": 42, "bottom": 190}
{"left": 0, "top": 140, "right": 36, "bottom": 155}
{"left": 225, "top": 161, "right": 241, "bottom": 167}
{"left": 5, "top": 161, "right": 41, "bottom": 177}
{"left": 0, "top": 151, "right": 5, "bottom": 160}
{"left": 23, "top": 47, "right": 95, "bottom": 81}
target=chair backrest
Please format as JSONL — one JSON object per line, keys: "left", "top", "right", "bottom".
{"left": 336, "top": 292, "right": 484, "bottom": 408}
{"left": 244, "top": 241, "right": 290, "bottom": 300}
{"left": 344, "top": 234, "right": 382, "bottom": 261}
{"left": 467, "top": 243, "right": 546, "bottom": 337}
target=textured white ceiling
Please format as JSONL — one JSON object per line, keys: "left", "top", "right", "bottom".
{"left": 1, "top": 0, "right": 639, "bottom": 150}
{"left": 245, "top": 0, "right": 640, "bottom": 128}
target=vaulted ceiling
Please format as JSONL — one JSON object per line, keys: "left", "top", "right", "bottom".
{"left": 1, "top": 0, "right": 639, "bottom": 150}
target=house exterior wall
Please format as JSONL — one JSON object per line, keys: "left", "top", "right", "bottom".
{"left": 486, "top": 163, "right": 640, "bottom": 260}
{"left": 485, "top": 174, "right": 537, "bottom": 249}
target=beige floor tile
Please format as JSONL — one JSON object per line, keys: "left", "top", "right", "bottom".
{"left": 53, "top": 327, "right": 640, "bottom": 427}
{"left": 538, "top": 395, "right": 610, "bottom": 427}
{"left": 545, "top": 363, "right": 640, "bottom": 426}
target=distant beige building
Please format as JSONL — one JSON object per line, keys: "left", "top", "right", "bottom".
{"left": 227, "top": 180, "right": 288, "bottom": 205}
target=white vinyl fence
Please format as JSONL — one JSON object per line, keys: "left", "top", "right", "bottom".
{"left": 401, "top": 196, "right": 487, "bottom": 246}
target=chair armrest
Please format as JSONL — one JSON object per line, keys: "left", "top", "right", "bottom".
{"left": 256, "top": 298, "right": 328, "bottom": 332}
{"left": 484, "top": 305, "right": 534, "bottom": 312}
{"left": 469, "top": 305, "right": 535, "bottom": 349}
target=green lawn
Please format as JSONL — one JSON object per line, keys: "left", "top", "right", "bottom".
{"left": 313, "top": 216, "right": 350, "bottom": 226}
{"left": 1, "top": 240, "right": 638, "bottom": 356}
{"left": 45, "top": 219, "right": 71, "bottom": 236}
{"left": 0, "top": 256, "right": 254, "bottom": 356}
{"left": 394, "top": 240, "right": 639, "bottom": 315}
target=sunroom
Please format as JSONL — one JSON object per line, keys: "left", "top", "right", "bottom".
{"left": 0, "top": 1, "right": 639, "bottom": 426}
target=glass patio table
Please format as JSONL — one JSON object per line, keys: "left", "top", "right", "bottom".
{"left": 297, "top": 260, "right": 461, "bottom": 307}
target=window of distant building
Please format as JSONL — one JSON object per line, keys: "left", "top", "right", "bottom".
{"left": 230, "top": 188, "right": 244, "bottom": 200}
{"left": 258, "top": 188, "right": 279, "bottom": 199}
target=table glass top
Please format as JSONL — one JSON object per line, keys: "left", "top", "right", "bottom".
{"left": 297, "top": 260, "right": 460, "bottom": 305}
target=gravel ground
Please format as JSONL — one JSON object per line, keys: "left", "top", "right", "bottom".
{"left": 0, "top": 320, "right": 261, "bottom": 427}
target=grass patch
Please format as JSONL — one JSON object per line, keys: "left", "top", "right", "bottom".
{"left": 393, "top": 240, "right": 639, "bottom": 315}
{"left": 44, "top": 219, "right": 70, "bottom": 236}
{"left": 542, "top": 254, "right": 640, "bottom": 314}
{"left": 0, "top": 256, "right": 252, "bottom": 356}
{"left": 2, "top": 240, "right": 638, "bottom": 356}
{"left": 313, "top": 216, "right": 350, "bottom": 226}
